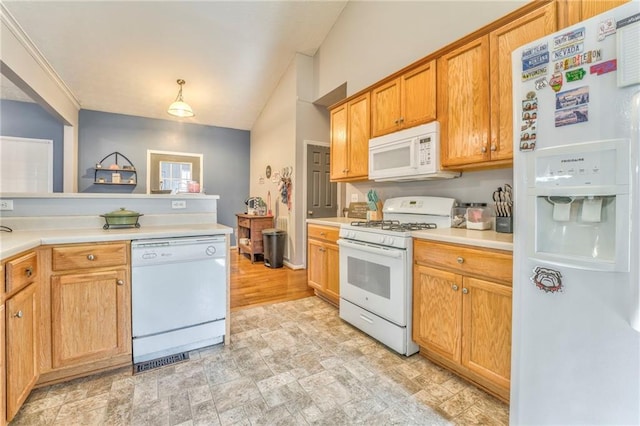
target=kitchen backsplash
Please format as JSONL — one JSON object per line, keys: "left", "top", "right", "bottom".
{"left": 345, "top": 168, "right": 513, "bottom": 212}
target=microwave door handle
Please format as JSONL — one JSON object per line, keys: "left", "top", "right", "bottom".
{"left": 410, "top": 138, "right": 418, "bottom": 169}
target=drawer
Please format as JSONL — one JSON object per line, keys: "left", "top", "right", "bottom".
{"left": 5, "top": 251, "right": 38, "bottom": 292}
{"left": 238, "top": 217, "right": 250, "bottom": 228}
{"left": 52, "top": 243, "right": 128, "bottom": 271}
{"left": 307, "top": 225, "right": 339, "bottom": 244}
{"left": 414, "top": 240, "right": 512, "bottom": 284}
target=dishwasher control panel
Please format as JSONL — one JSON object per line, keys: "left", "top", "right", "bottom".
{"left": 131, "top": 235, "right": 226, "bottom": 266}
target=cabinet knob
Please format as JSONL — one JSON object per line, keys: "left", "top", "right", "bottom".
{"left": 462, "top": 288, "right": 469, "bottom": 294}
{"left": 490, "top": 144, "right": 497, "bottom": 152}
{"left": 25, "top": 266, "right": 33, "bottom": 277}
{"left": 319, "top": 232, "right": 326, "bottom": 236}
{"left": 14, "top": 310, "right": 23, "bottom": 318}
{"left": 481, "top": 146, "right": 487, "bottom": 153}
{"left": 87, "top": 254, "right": 95, "bottom": 261}
{"left": 399, "top": 117, "right": 404, "bottom": 123}
{"left": 394, "top": 119, "right": 399, "bottom": 124}
{"left": 117, "top": 279, "right": 124, "bottom": 286}
{"left": 457, "top": 256, "right": 464, "bottom": 264}
{"left": 452, "top": 284, "right": 459, "bottom": 291}
{"left": 308, "top": 211, "right": 313, "bottom": 216}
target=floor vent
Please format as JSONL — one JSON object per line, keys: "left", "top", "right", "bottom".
{"left": 134, "top": 352, "right": 189, "bottom": 374}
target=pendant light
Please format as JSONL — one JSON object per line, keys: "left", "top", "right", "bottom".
{"left": 167, "top": 79, "right": 195, "bottom": 117}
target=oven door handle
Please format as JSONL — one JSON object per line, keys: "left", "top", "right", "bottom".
{"left": 337, "top": 239, "right": 403, "bottom": 258}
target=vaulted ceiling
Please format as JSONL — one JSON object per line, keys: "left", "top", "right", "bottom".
{"left": 1, "top": 1, "right": 349, "bottom": 130}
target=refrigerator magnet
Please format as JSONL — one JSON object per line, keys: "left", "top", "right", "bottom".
{"left": 549, "top": 72, "right": 563, "bottom": 92}
{"left": 531, "top": 266, "right": 563, "bottom": 293}
{"left": 520, "top": 95, "right": 538, "bottom": 152}
{"left": 598, "top": 17, "right": 616, "bottom": 41}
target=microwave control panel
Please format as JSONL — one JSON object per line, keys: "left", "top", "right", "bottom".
{"left": 418, "top": 136, "right": 433, "bottom": 167}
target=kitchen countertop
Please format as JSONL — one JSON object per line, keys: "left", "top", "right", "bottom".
{"left": 306, "top": 217, "right": 513, "bottom": 251}
{"left": 306, "top": 217, "right": 355, "bottom": 227}
{"left": 0, "top": 223, "right": 232, "bottom": 259}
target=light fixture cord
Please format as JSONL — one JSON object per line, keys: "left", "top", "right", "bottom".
{"left": 175, "top": 83, "right": 184, "bottom": 102}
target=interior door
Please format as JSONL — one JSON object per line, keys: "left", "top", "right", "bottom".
{"left": 307, "top": 144, "right": 337, "bottom": 218}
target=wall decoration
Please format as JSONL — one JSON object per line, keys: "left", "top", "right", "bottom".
{"left": 531, "top": 266, "right": 563, "bottom": 293}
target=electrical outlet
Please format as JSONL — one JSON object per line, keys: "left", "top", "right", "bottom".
{"left": 0, "top": 200, "right": 14, "bottom": 210}
{"left": 171, "top": 200, "right": 186, "bottom": 209}
{"left": 350, "top": 193, "right": 359, "bottom": 202}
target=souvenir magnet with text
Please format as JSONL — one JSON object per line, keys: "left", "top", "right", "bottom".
{"left": 598, "top": 17, "right": 616, "bottom": 40}
{"left": 549, "top": 72, "right": 563, "bottom": 92}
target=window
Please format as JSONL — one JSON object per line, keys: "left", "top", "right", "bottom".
{"left": 159, "top": 160, "right": 192, "bottom": 192}
{"left": 147, "top": 150, "right": 203, "bottom": 194}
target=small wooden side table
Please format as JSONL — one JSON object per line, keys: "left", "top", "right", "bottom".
{"left": 236, "top": 214, "right": 274, "bottom": 263}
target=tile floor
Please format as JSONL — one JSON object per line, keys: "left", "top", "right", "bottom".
{"left": 11, "top": 297, "right": 509, "bottom": 425}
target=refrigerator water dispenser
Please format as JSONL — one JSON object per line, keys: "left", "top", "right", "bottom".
{"left": 527, "top": 139, "right": 630, "bottom": 272}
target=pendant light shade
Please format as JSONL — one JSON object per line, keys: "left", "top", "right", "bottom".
{"left": 168, "top": 79, "right": 194, "bottom": 117}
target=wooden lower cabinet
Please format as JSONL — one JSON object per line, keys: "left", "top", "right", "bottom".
{"left": 413, "top": 240, "right": 512, "bottom": 402}
{"left": 307, "top": 224, "right": 340, "bottom": 305}
{"left": 51, "top": 269, "right": 131, "bottom": 369}
{"left": 1, "top": 303, "right": 6, "bottom": 426}
{"left": 38, "top": 242, "right": 132, "bottom": 386}
{"left": 5, "top": 283, "right": 38, "bottom": 422}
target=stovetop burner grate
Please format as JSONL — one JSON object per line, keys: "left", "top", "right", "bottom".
{"left": 348, "top": 220, "right": 437, "bottom": 232}
{"left": 384, "top": 222, "right": 438, "bottom": 231}
{"left": 350, "top": 220, "right": 400, "bottom": 228}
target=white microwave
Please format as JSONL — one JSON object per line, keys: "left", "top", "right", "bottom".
{"left": 368, "top": 121, "right": 460, "bottom": 182}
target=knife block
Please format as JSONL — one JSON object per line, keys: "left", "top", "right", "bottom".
{"left": 496, "top": 216, "right": 513, "bottom": 233}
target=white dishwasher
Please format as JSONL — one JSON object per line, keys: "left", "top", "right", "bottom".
{"left": 131, "top": 235, "right": 226, "bottom": 365}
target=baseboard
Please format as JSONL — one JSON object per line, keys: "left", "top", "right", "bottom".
{"left": 283, "top": 260, "right": 304, "bottom": 270}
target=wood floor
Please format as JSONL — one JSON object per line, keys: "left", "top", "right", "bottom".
{"left": 230, "top": 249, "right": 315, "bottom": 311}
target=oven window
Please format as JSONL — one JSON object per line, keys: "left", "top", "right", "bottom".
{"left": 347, "top": 257, "right": 390, "bottom": 299}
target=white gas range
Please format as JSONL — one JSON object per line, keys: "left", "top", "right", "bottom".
{"left": 337, "top": 196, "right": 456, "bottom": 355}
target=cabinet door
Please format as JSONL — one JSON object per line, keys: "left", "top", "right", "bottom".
{"left": 402, "top": 60, "right": 436, "bottom": 130}
{"left": 461, "top": 276, "right": 512, "bottom": 390}
{"left": 6, "top": 283, "right": 38, "bottom": 422}
{"left": 325, "top": 243, "right": 340, "bottom": 300}
{"left": 51, "top": 269, "right": 131, "bottom": 368}
{"left": 346, "top": 93, "right": 370, "bottom": 179}
{"left": 307, "top": 239, "right": 326, "bottom": 291}
{"left": 564, "top": 0, "right": 630, "bottom": 26}
{"left": 490, "top": 2, "right": 556, "bottom": 163}
{"left": 371, "top": 78, "right": 401, "bottom": 137}
{"left": 438, "top": 36, "right": 491, "bottom": 168}
{"left": 413, "top": 265, "right": 462, "bottom": 361}
{"left": 330, "top": 103, "right": 348, "bottom": 180}
{"left": 1, "top": 303, "right": 6, "bottom": 426}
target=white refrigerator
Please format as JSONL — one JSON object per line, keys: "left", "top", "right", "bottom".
{"left": 511, "top": 2, "right": 640, "bottom": 424}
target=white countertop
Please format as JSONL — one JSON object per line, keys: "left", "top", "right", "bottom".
{"left": 306, "top": 217, "right": 354, "bottom": 227}
{"left": 306, "top": 217, "right": 513, "bottom": 251}
{"left": 0, "top": 223, "right": 232, "bottom": 259}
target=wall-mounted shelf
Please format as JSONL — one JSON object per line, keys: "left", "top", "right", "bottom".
{"left": 93, "top": 152, "right": 137, "bottom": 185}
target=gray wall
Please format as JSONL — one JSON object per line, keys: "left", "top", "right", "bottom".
{"left": 0, "top": 99, "right": 64, "bottom": 191}
{"left": 78, "top": 110, "right": 250, "bottom": 232}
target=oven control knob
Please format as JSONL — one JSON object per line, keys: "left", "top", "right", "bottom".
{"left": 379, "top": 236, "right": 386, "bottom": 244}
{"left": 388, "top": 237, "right": 395, "bottom": 245}
{"left": 349, "top": 231, "right": 356, "bottom": 239}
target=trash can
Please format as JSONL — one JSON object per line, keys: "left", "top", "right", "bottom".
{"left": 262, "top": 228, "right": 286, "bottom": 268}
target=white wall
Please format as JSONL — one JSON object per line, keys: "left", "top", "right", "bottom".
{"left": 250, "top": 54, "right": 298, "bottom": 262}
{"left": 313, "top": 0, "right": 528, "bottom": 99}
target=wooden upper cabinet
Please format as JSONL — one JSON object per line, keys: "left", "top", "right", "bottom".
{"left": 371, "top": 60, "right": 436, "bottom": 138}
{"left": 329, "top": 93, "right": 370, "bottom": 182}
{"left": 490, "top": 2, "right": 557, "bottom": 164}
{"left": 438, "top": 35, "right": 491, "bottom": 168}
{"left": 439, "top": 2, "right": 556, "bottom": 170}
{"left": 330, "top": 103, "right": 348, "bottom": 180}
{"left": 561, "top": 0, "right": 630, "bottom": 27}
